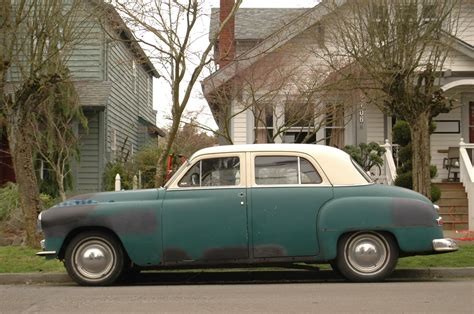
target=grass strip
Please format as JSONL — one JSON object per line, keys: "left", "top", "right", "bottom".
{"left": 1, "top": 244, "right": 473, "bottom": 273}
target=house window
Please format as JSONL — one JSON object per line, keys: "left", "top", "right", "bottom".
{"left": 254, "top": 104, "right": 273, "bottom": 143}
{"left": 314, "top": 22, "right": 325, "bottom": 47}
{"left": 325, "top": 104, "right": 345, "bottom": 148}
{"left": 371, "top": 4, "right": 388, "bottom": 22}
{"left": 422, "top": 4, "right": 437, "bottom": 21}
{"left": 132, "top": 60, "right": 137, "bottom": 94}
{"left": 112, "top": 129, "right": 117, "bottom": 153}
{"left": 395, "top": 3, "right": 417, "bottom": 24}
{"left": 147, "top": 76, "right": 152, "bottom": 107}
{"left": 285, "top": 102, "right": 314, "bottom": 128}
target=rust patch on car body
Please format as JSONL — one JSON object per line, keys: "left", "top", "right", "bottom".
{"left": 163, "top": 248, "right": 192, "bottom": 262}
{"left": 254, "top": 245, "right": 287, "bottom": 258}
{"left": 392, "top": 198, "right": 437, "bottom": 227}
{"left": 202, "top": 246, "right": 248, "bottom": 260}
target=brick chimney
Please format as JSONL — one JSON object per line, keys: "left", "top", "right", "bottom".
{"left": 218, "top": 0, "right": 236, "bottom": 68}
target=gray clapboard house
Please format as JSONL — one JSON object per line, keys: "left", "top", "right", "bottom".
{"left": 68, "top": 2, "right": 162, "bottom": 193}
{"left": 0, "top": 1, "right": 162, "bottom": 193}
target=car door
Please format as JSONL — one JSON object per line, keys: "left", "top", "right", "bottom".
{"left": 250, "top": 153, "right": 333, "bottom": 258}
{"left": 162, "top": 153, "right": 249, "bottom": 263}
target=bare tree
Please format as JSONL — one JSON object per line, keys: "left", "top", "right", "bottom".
{"left": 112, "top": 0, "right": 242, "bottom": 186}
{"left": 0, "top": 0, "right": 86, "bottom": 246}
{"left": 30, "top": 66, "right": 87, "bottom": 201}
{"left": 200, "top": 43, "right": 354, "bottom": 146}
{"left": 317, "top": 0, "right": 460, "bottom": 198}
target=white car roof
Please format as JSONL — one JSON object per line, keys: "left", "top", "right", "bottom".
{"left": 190, "top": 144, "right": 370, "bottom": 185}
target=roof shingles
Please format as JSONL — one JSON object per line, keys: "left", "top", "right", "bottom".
{"left": 210, "top": 8, "right": 308, "bottom": 41}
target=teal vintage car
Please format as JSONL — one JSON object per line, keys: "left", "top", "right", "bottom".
{"left": 37, "top": 144, "right": 458, "bottom": 285}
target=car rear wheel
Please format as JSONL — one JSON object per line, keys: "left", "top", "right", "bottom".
{"left": 64, "top": 231, "right": 124, "bottom": 286}
{"left": 336, "top": 231, "right": 398, "bottom": 282}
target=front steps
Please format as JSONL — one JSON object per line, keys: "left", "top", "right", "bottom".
{"left": 434, "top": 183, "right": 469, "bottom": 230}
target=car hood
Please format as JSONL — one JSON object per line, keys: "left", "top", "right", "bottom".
{"left": 54, "top": 188, "right": 162, "bottom": 207}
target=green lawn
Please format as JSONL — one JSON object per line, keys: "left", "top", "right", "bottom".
{"left": 0, "top": 246, "right": 65, "bottom": 273}
{"left": 0, "top": 244, "right": 473, "bottom": 273}
{"left": 397, "top": 244, "right": 474, "bottom": 268}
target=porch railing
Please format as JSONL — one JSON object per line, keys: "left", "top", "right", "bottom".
{"left": 458, "top": 138, "right": 474, "bottom": 231}
{"left": 378, "top": 139, "right": 397, "bottom": 185}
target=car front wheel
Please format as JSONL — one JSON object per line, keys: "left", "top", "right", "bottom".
{"left": 64, "top": 231, "right": 124, "bottom": 286}
{"left": 336, "top": 231, "right": 398, "bottom": 282}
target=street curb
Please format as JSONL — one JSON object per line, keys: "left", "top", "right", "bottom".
{"left": 0, "top": 273, "right": 71, "bottom": 285}
{"left": 1, "top": 268, "right": 474, "bottom": 285}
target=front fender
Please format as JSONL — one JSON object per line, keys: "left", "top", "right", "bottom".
{"left": 317, "top": 196, "right": 442, "bottom": 260}
{"left": 41, "top": 200, "right": 162, "bottom": 266}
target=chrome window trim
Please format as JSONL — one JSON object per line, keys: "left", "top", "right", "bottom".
{"left": 297, "top": 156, "right": 302, "bottom": 185}
{"left": 167, "top": 186, "right": 246, "bottom": 192}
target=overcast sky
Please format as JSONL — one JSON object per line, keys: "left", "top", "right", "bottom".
{"left": 153, "top": 0, "right": 320, "bottom": 130}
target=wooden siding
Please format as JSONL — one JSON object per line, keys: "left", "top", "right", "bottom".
{"left": 106, "top": 39, "right": 156, "bottom": 160}
{"left": 457, "top": 1, "right": 474, "bottom": 45}
{"left": 76, "top": 111, "right": 101, "bottom": 193}
{"left": 66, "top": 19, "right": 104, "bottom": 81}
{"left": 232, "top": 101, "right": 249, "bottom": 144}
{"left": 366, "top": 104, "right": 385, "bottom": 144}
{"left": 444, "top": 49, "right": 474, "bottom": 72}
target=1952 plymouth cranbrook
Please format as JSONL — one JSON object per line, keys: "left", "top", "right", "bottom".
{"left": 37, "top": 144, "right": 458, "bottom": 285}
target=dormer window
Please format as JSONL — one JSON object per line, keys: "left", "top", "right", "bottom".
{"left": 422, "top": 4, "right": 437, "bottom": 22}
{"left": 132, "top": 60, "right": 137, "bottom": 94}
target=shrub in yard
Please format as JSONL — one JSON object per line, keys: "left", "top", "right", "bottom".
{"left": 0, "top": 182, "right": 19, "bottom": 221}
{"left": 0, "top": 182, "right": 55, "bottom": 222}
{"left": 343, "top": 142, "right": 386, "bottom": 172}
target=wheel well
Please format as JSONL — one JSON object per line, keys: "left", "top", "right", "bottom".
{"left": 58, "top": 227, "right": 127, "bottom": 261}
{"left": 337, "top": 230, "right": 400, "bottom": 252}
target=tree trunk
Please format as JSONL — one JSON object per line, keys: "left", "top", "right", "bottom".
{"left": 409, "top": 111, "right": 432, "bottom": 199}
{"left": 57, "top": 172, "right": 67, "bottom": 201}
{"left": 155, "top": 118, "right": 181, "bottom": 187}
{"left": 7, "top": 119, "right": 42, "bottom": 247}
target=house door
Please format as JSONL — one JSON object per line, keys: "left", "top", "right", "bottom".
{"left": 469, "top": 102, "right": 474, "bottom": 143}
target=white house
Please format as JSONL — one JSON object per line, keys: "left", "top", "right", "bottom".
{"left": 202, "top": 0, "right": 474, "bottom": 231}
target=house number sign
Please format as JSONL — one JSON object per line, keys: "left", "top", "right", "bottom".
{"left": 359, "top": 104, "right": 365, "bottom": 127}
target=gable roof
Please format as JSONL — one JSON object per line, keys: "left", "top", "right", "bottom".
{"left": 90, "top": 0, "right": 160, "bottom": 78}
{"left": 447, "top": 34, "right": 474, "bottom": 59}
{"left": 202, "top": 0, "right": 474, "bottom": 100}
{"left": 202, "top": 1, "right": 338, "bottom": 99}
{"left": 209, "top": 8, "right": 307, "bottom": 41}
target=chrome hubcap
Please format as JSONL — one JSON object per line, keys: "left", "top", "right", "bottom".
{"left": 346, "top": 233, "right": 388, "bottom": 275}
{"left": 74, "top": 239, "right": 115, "bottom": 280}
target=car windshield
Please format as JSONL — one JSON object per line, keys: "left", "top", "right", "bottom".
{"left": 351, "top": 158, "right": 373, "bottom": 183}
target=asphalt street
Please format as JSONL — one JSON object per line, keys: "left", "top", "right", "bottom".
{"left": 1, "top": 279, "right": 473, "bottom": 313}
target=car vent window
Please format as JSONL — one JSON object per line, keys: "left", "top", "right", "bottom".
{"left": 300, "top": 157, "right": 322, "bottom": 184}
{"left": 178, "top": 157, "right": 240, "bottom": 187}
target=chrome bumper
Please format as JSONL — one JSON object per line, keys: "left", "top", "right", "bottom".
{"left": 36, "top": 239, "right": 57, "bottom": 257}
{"left": 433, "top": 238, "right": 458, "bottom": 252}
{"left": 36, "top": 251, "right": 57, "bottom": 257}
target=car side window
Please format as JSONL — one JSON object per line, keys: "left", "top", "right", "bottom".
{"left": 255, "top": 156, "right": 322, "bottom": 185}
{"left": 178, "top": 157, "right": 240, "bottom": 187}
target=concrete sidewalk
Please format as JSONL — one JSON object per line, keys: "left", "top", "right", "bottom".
{"left": 1, "top": 268, "right": 474, "bottom": 285}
